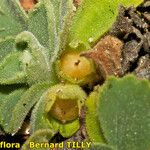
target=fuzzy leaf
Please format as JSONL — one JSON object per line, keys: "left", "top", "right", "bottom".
{"left": 47, "top": 116, "right": 80, "bottom": 138}
{"left": 0, "top": 0, "right": 27, "bottom": 38}
{"left": 5, "top": 82, "right": 53, "bottom": 134}
{"left": 21, "top": 129, "right": 54, "bottom": 150}
{"left": 31, "top": 93, "right": 53, "bottom": 133}
{"left": 98, "top": 75, "right": 150, "bottom": 150}
{"left": 86, "top": 89, "right": 105, "bottom": 143}
{"left": 28, "top": 2, "right": 55, "bottom": 52}
{"left": 50, "top": 0, "right": 74, "bottom": 35}
{"left": 15, "top": 31, "right": 51, "bottom": 85}
{"left": 0, "top": 37, "right": 15, "bottom": 62}
{"left": 46, "top": 0, "right": 74, "bottom": 82}
{"left": 0, "top": 85, "right": 21, "bottom": 123}
{"left": 89, "top": 143, "right": 115, "bottom": 150}
{"left": 29, "top": 0, "right": 73, "bottom": 56}
{"left": 59, "top": 119, "right": 80, "bottom": 137}
{"left": 68, "top": 0, "right": 143, "bottom": 49}
{"left": 0, "top": 52, "right": 26, "bottom": 85}
{"left": 0, "top": 88, "right": 27, "bottom": 133}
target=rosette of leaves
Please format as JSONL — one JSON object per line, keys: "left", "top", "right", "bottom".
{"left": 0, "top": 0, "right": 144, "bottom": 145}
{"left": 0, "top": 0, "right": 77, "bottom": 137}
{"left": 86, "top": 75, "right": 150, "bottom": 150}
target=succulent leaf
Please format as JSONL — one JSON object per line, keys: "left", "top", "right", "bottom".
{"left": 0, "top": 0, "right": 27, "bottom": 38}
{"left": 68, "top": 0, "right": 143, "bottom": 49}
{"left": 98, "top": 75, "right": 150, "bottom": 150}
{"left": 5, "top": 82, "right": 53, "bottom": 134}
{"left": 86, "top": 88, "right": 105, "bottom": 143}
{"left": 0, "top": 88, "right": 27, "bottom": 133}
{"left": 21, "top": 129, "right": 54, "bottom": 150}
{"left": 0, "top": 52, "right": 27, "bottom": 85}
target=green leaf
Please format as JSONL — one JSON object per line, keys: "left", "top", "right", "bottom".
{"left": 86, "top": 88, "right": 105, "bottom": 143}
{"left": 0, "top": 85, "right": 20, "bottom": 123}
{"left": 21, "top": 129, "right": 54, "bottom": 150}
{"left": 0, "top": 88, "right": 27, "bottom": 133}
{"left": 15, "top": 31, "right": 51, "bottom": 85}
{"left": 31, "top": 93, "right": 53, "bottom": 133}
{"left": 0, "top": 52, "right": 26, "bottom": 85}
{"left": 50, "top": 0, "right": 74, "bottom": 35}
{"left": 98, "top": 75, "right": 150, "bottom": 150}
{"left": 0, "top": 37, "right": 15, "bottom": 62}
{"left": 88, "top": 143, "right": 115, "bottom": 150}
{"left": 47, "top": 116, "right": 80, "bottom": 138}
{"left": 28, "top": 2, "right": 55, "bottom": 52}
{"left": 59, "top": 119, "right": 80, "bottom": 137}
{"left": 29, "top": 0, "right": 73, "bottom": 54}
{"left": 0, "top": 0, "right": 27, "bottom": 38}
{"left": 68, "top": 0, "right": 143, "bottom": 49}
{"left": 29, "top": 0, "right": 74, "bottom": 82}
{"left": 5, "top": 82, "right": 53, "bottom": 134}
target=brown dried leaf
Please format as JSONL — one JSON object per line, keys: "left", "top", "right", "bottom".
{"left": 20, "top": 0, "right": 37, "bottom": 11}
{"left": 82, "top": 35, "right": 123, "bottom": 79}
{"left": 73, "top": 0, "right": 81, "bottom": 7}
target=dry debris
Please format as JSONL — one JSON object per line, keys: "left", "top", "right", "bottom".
{"left": 109, "top": 3, "right": 150, "bottom": 79}
{"left": 82, "top": 36, "right": 123, "bottom": 80}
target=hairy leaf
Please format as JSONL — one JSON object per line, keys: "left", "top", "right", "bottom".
{"left": 59, "top": 118, "right": 79, "bottom": 137}
{"left": 21, "top": 129, "right": 54, "bottom": 150}
{"left": 68, "top": 0, "right": 143, "bottom": 49}
{"left": 48, "top": 115, "right": 80, "bottom": 138}
{"left": 0, "top": 0, "right": 27, "bottom": 38}
{"left": 86, "top": 89, "right": 105, "bottom": 143}
{"left": 88, "top": 143, "right": 115, "bottom": 150}
{"left": 47, "top": 0, "right": 74, "bottom": 82}
{"left": 15, "top": 31, "right": 51, "bottom": 85}
{"left": 98, "top": 75, "right": 150, "bottom": 150}
{"left": 0, "top": 88, "right": 27, "bottom": 133}
{"left": 31, "top": 93, "right": 53, "bottom": 133}
{"left": 5, "top": 82, "right": 53, "bottom": 134}
{"left": 0, "top": 52, "right": 26, "bottom": 85}
{"left": 0, "top": 37, "right": 15, "bottom": 62}
{"left": 28, "top": 2, "right": 55, "bottom": 52}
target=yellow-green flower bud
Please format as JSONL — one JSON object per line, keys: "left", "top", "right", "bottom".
{"left": 56, "top": 51, "right": 98, "bottom": 86}
{"left": 45, "top": 84, "right": 87, "bottom": 124}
